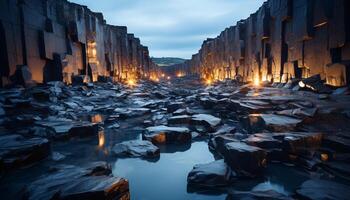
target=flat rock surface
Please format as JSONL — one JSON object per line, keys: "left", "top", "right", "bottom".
{"left": 24, "top": 162, "right": 129, "bottom": 200}
{"left": 223, "top": 142, "right": 267, "bottom": 177}
{"left": 113, "top": 140, "right": 160, "bottom": 158}
{"left": 0, "top": 134, "right": 50, "bottom": 169}
{"left": 187, "top": 159, "right": 236, "bottom": 187}
{"left": 143, "top": 125, "right": 191, "bottom": 144}
{"left": 296, "top": 179, "right": 350, "bottom": 200}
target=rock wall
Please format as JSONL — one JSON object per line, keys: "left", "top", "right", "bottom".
{"left": 187, "top": 0, "right": 350, "bottom": 87}
{"left": 0, "top": 0, "right": 157, "bottom": 86}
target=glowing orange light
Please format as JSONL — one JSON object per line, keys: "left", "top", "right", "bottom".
{"left": 127, "top": 79, "right": 137, "bottom": 86}
{"left": 98, "top": 131, "right": 105, "bottom": 148}
{"left": 321, "top": 153, "right": 329, "bottom": 162}
{"left": 161, "top": 73, "right": 165, "bottom": 77}
{"left": 253, "top": 78, "right": 260, "bottom": 87}
{"left": 206, "top": 79, "right": 212, "bottom": 85}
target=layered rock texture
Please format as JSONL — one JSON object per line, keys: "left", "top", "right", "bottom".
{"left": 185, "top": 0, "right": 350, "bottom": 87}
{"left": 0, "top": 0, "right": 158, "bottom": 87}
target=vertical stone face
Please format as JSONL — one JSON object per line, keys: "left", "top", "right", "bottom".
{"left": 187, "top": 0, "right": 350, "bottom": 87}
{"left": 0, "top": 0, "right": 156, "bottom": 86}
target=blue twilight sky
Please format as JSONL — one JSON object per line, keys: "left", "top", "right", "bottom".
{"left": 70, "top": 0, "right": 263, "bottom": 59}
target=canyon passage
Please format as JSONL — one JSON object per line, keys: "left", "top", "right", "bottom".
{"left": 1, "top": 0, "right": 350, "bottom": 200}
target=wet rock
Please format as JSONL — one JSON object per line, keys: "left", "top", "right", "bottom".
{"left": 35, "top": 117, "right": 98, "bottom": 139}
{"left": 29, "top": 87, "right": 51, "bottom": 101}
{"left": 199, "top": 97, "right": 218, "bottom": 109}
{"left": 187, "top": 159, "right": 236, "bottom": 187}
{"left": 227, "top": 190, "right": 293, "bottom": 200}
{"left": 318, "top": 94, "right": 330, "bottom": 100}
{"left": 333, "top": 87, "right": 349, "bottom": 95}
{"left": 277, "top": 108, "right": 317, "bottom": 118}
{"left": 173, "top": 108, "right": 187, "bottom": 115}
{"left": 143, "top": 125, "right": 191, "bottom": 144}
{"left": 296, "top": 179, "right": 350, "bottom": 200}
{"left": 51, "top": 152, "right": 66, "bottom": 161}
{"left": 299, "top": 74, "right": 332, "bottom": 94}
{"left": 211, "top": 124, "right": 236, "bottom": 136}
{"left": 209, "top": 134, "right": 239, "bottom": 154}
{"left": 114, "top": 107, "right": 151, "bottom": 118}
{"left": 191, "top": 114, "right": 221, "bottom": 130}
{"left": 113, "top": 140, "right": 160, "bottom": 158}
{"left": 223, "top": 142, "right": 267, "bottom": 177}
{"left": 24, "top": 162, "right": 129, "bottom": 200}
{"left": 166, "top": 102, "right": 183, "bottom": 113}
{"left": 244, "top": 114, "right": 302, "bottom": 133}
{"left": 323, "top": 135, "right": 350, "bottom": 152}
{"left": 231, "top": 99, "right": 272, "bottom": 113}
{"left": 167, "top": 115, "right": 192, "bottom": 125}
{"left": 279, "top": 132, "right": 323, "bottom": 154}
{"left": 108, "top": 123, "right": 120, "bottom": 129}
{"left": 64, "top": 101, "right": 79, "bottom": 109}
{"left": 243, "top": 133, "right": 282, "bottom": 149}
{"left": 0, "top": 134, "right": 50, "bottom": 169}
{"left": 5, "top": 98, "right": 31, "bottom": 108}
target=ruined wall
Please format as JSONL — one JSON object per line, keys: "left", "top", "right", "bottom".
{"left": 0, "top": 0, "right": 156, "bottom": 86}
{"left": 188, "top": 0, "right": 350, "bottom": 87}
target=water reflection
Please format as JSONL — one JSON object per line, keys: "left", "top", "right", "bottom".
{"left": 113, "top": 141, "right": 226, "bottom": 200}
{"left": 98, "top": 131, "right": 105, "bottom": 148}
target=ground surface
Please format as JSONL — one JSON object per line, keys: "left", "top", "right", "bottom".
{"left": 1, "top": 77, "right": 350, "bottom": 200}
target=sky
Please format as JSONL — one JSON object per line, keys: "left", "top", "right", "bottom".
{"left": 70, "top": 0, "right": 263, "bottom": 59}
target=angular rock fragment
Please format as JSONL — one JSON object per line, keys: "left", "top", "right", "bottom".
{"left": 278, "top": 132, "right": 323, "bottom": 154}
{"left": 167, "top": 115, "right": 192, "bottom": 125}
{"left": 114, "top": 107, "right": 151, "bottom": 118}
{"left": 113, "top": 140, "right": 160, "bottom": 158}
{"left": 243, "top": 133, "right": 282, "bottom": 149}
{"left": 209, "top": 134, "right": 239, "bottom": 154}
{"left": 211, "top": 124, "right": 236, "bottom": 136}
{"left": 299, "top": 74, "right": 333, "bottom": 94}
{"left": 166, "top": 102, "right": 183, "bottom": 113}
{"left": 223, "top": 142, "right": 267, "bottom": 177}
{"left": 143, "top": 125, "right": 191, "bottom": 144}
{"left": 187, "top": 159, "right": 236, "bottom": 187}
{"left": 35, "top": 117, "right": 98, "bottom": 139}
{"left": 191, "top": 114, "right": 221, "bottom": 131}
{"left": 296, "top": 179, "right": 350, "bottom": 200}
{"left": 245, "top": 114, "right": 302, "bottom": 133}
{"left": 276, "top": 107, "right": 317, "bottom": 118}
{"left": 0, "top": 134, "right": 50, "bottom": 169}
{"left": 24, "top": 162, "right": 129, "bottom": 200}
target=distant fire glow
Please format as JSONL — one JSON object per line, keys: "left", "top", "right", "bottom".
{"left": 253, "top": 78, "right": 260, "bottom": 87}
{"left": 206, "top": 79, "right": 212, "bottom": 85}
{"left": 177, "top": 72, "right": 184, "bottom": 78}
{"left": 127, "top": 79, "right": 137, "bottom": 86}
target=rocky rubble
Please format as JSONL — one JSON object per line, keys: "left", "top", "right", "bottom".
{"left": 1, "top": 77, "right": 350, "bottom": 199}
{"left": 23, "top": 162, "right": 129, "bottom": 200}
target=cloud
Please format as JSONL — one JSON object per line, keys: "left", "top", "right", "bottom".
{"left": 70, "top": 0, "right": 263, "bottom": 58}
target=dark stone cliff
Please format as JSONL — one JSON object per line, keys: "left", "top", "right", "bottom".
{"left": 0, "top": 0, "right": 158, "bottom": 86}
